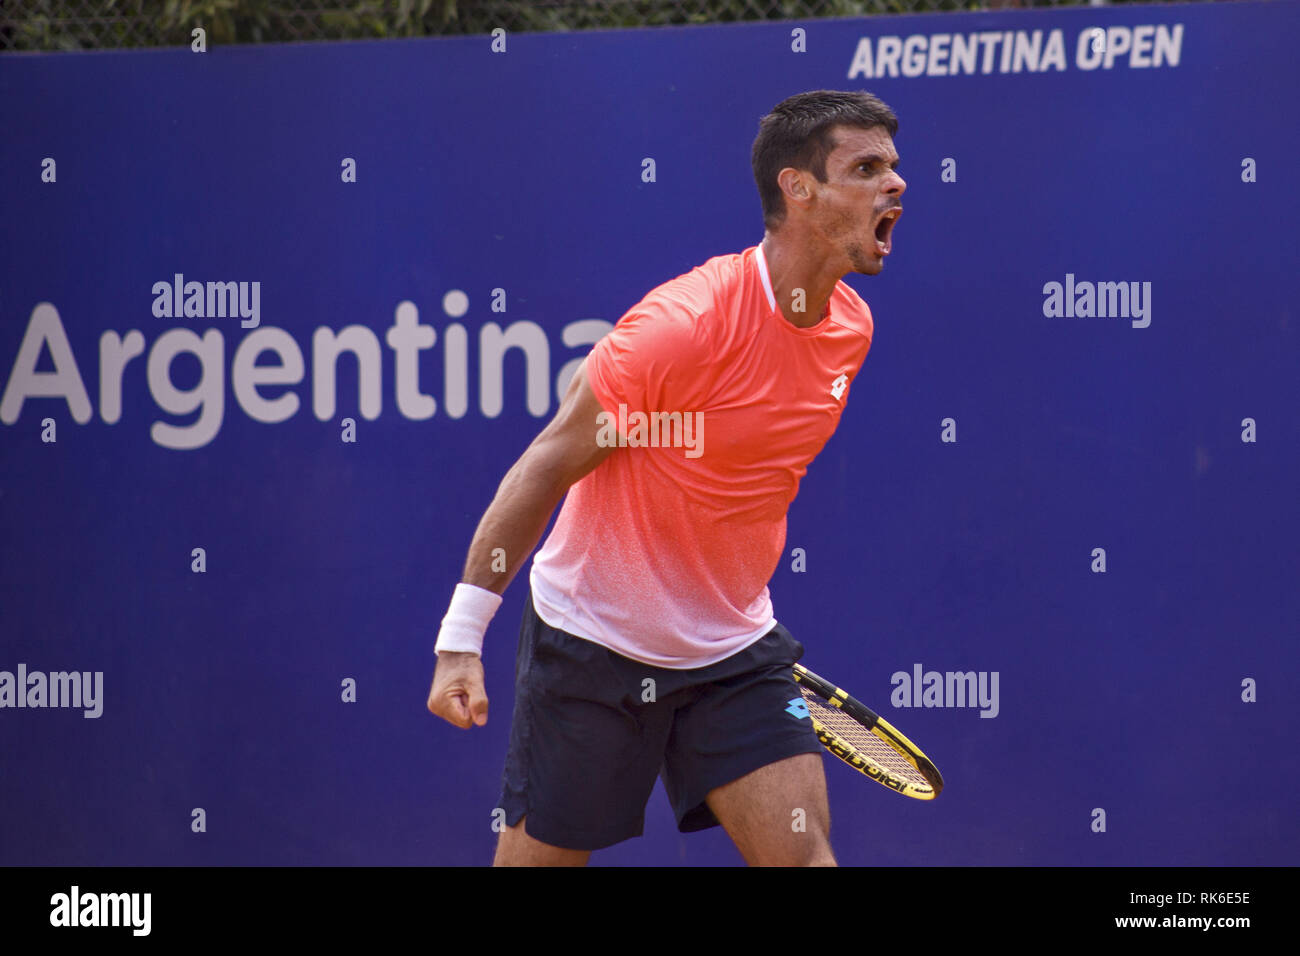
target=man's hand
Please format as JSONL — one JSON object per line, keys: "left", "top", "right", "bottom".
{"left": 427, "top": 652, "right": 489, "bottom": 728}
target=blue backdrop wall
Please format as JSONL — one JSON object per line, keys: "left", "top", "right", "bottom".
{"left": 1, "top": 0, "right": 1296, "bottom": 866}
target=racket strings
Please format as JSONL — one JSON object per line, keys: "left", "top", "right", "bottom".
{"left": 799, "top": 688, "right": 931, "bottom": 788}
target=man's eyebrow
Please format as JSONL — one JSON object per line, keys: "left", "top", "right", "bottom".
{"left": 851, "top": 153, "right": 900, "bottom": 169}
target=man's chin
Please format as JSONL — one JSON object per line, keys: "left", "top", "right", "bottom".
{"left": 847, "top": 244, "right": 885, "bottom": 276}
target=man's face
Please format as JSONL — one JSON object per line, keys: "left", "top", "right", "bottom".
{"left": 805, "top": 124, "right": 906, "bottom": 276}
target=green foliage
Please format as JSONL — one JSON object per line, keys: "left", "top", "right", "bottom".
{"left": 0, "top": 0, "right": 1185, "bottom": 52}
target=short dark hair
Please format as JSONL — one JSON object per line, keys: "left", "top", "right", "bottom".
{"left": 751, "top": 90, "right": 899, "bottom": 230}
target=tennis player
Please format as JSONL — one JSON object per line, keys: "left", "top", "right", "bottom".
{"left": 427, "top": 90, "right": 904, "bottom": 866}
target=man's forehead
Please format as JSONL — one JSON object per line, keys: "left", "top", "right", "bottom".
{"left": 828, "top": 125, "right": 897, "bottom": 162}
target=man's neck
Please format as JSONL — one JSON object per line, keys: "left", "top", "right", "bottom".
{"left": 761, "top": 233, "right": 841, "bottom": 329}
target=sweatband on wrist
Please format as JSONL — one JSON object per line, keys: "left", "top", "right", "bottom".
{"left": 434, "top": 583, "right": 503, "bottom": 656}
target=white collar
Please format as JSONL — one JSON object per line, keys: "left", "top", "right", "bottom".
{"left": 755, "top": 241, "right": 777, "bottom": 314}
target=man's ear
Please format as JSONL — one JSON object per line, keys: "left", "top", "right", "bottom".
{"left": 777, "top": 167, "right": 810, "bottom": 207}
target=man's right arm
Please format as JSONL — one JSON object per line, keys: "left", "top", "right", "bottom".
{"left": 458, "top": 356, "right": 613, "bottom": 595}
{"left": 426, "top": 357, "right": 614, "bottom": 729}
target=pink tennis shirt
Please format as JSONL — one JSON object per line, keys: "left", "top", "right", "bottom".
{"left": 529, "top": 242, "right": 874, "bottom": 668}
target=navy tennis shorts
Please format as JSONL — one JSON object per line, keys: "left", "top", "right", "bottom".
{"left": 497, "top": 591, "right": 824, "bottom": 851}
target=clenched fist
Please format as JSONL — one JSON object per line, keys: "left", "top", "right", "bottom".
{"left": 426, "top": 651, "right": 489, "bottom": 728}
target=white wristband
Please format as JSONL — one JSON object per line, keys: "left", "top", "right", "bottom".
{"left": 434, "top": 583, "right": 503, "bottom": 657}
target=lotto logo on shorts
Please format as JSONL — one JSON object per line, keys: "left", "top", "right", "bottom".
{"left": 785, "top": 698, "right": 810, "bottom": 720}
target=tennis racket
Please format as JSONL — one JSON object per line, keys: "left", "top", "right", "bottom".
{"left": 793, "top": 663, "right": 944, "bottom": 800}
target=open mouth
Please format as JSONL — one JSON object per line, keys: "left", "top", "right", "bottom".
{"left": 873, "top": 207, "right": 901, "bottom": 255}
